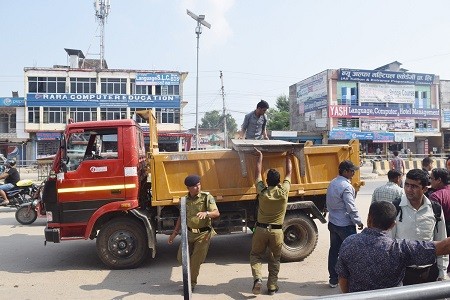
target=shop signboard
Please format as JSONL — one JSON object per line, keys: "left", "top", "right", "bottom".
{"left": 339, "top": 69, "right": 434, "bottom": 85}
{"left": 329, "top": 105, "right": 439, "bottom": 119}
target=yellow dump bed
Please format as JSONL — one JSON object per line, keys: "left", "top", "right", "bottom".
{"left": 149, "top": 139, "right": 362, "bottom": 206}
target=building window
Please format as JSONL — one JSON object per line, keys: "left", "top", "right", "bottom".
{"left": 387, "top": 103, "right": 412, "bottom": 109}
{"left": 337, "top": 118, "right": 359, "bottom": 128}
{"left": 130, "top": 80, "right": 153, "bottom": 95}
{"left": 43, "top": 107, "right": 67, "bottom": 123}
{"left": 0, "top": 113, "right": 15, "bottom": 133}
{"left": 69, "top": 107, "right": 97, "bottom": 122}
{"left": 155, "top": 108, "right": 180, "bottom": 124}
{"left": 338, "top": 87, "right": 358, "bottom": 105}
{"left": 130, "top": 107, "right": 152, "bottom": 123}
{"left": 415, "top": 120, "right": 432, "bottom": 129}
{"left": 154, "top": 85, "right": 179, "bottom": 96}
{"left": 100, "top": 108, "right": 126, "bottom": 120}
{"left": 28, "top": 77, "right": 66, "bottom": 93}
{"left": 70, "top": 78, "right": 97, "bottom": 93}
{"left": 28, "top": 107, "right": 40, "bottom": 123}
{"left": 101, "top": 78, "right": 127, "bottom": 94}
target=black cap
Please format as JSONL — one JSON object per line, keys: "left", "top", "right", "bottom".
{"left": 184, "top": 175, "right": 201, "bottom": 187}
{"left": 339, "top": 160, "right": 359, "bottom": 172}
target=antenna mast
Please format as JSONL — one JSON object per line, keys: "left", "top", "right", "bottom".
{"left": 94, "top": 0, "right": 110, "bottom": 69}
{"left": 220, "top": 71, "right": 228, "bottom": 148}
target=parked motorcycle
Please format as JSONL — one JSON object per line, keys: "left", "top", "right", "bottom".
{"left": 1, "top": 180, "right": 37, "bottom": 208}
{"left": 15, "top": 182, "right": 45, "bottom": 225}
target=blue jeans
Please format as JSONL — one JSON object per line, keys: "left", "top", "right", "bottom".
{"left": 328, "top": 222, "right": 356, "bottom": 283}
{"left": 0, "top": 183, "right": 14, "bottom": 191}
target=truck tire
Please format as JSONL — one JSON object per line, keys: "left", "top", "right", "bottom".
{"left": 281, "top": 212, "right": 318, "bottom": 262}
{"left": 96, "top": 217, "right": 149, "bottom": 269}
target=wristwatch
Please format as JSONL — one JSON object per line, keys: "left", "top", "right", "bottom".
{"left": 206, "top": 211, "right": 210, "bottom": 216}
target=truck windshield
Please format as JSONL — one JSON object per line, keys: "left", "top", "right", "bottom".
{"left": 66, "top": 128, "right": 118, "bottom": 170}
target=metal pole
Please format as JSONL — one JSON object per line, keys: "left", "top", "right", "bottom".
{"left": 195, "top": 23, "right": 201, "bottom": 150}
{"left": 220, "top": 71, "right": 228, "bottom": 148}
{"left": 316, "top": 280, "right": 450, "bottom": 300}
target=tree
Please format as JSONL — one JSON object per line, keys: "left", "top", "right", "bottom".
{"left": 199, "top": 110, "right": 238, "bottom": 137}
{"left": 267, "top": 95, "right": 290, "bottom": 130}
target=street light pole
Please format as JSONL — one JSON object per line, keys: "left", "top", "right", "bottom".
{"left": 187, "top": 9, "right": 211, "bottom": 150}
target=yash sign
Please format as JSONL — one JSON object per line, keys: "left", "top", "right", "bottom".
{"left": 328, "top": 105, "right": 439, "bottom": 119}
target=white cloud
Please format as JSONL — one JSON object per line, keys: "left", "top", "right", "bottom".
{"left": 181, "top": 0, "right": 234, "bottom": 50}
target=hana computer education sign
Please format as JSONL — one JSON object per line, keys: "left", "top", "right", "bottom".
{"left": 26, "top": 93, "right": 180, "bottom": 108}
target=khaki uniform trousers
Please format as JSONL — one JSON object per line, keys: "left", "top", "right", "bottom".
{"left": 250, "top": 226, "right": 283, "bottom": 290}
{"left": 177, "top": 230, "right": 212, "bottom": 287}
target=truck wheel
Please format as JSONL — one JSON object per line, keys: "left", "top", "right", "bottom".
{"left": 281, "top": 213, "right": 318, "bottom": 262}
{"left": 15, "top": 206, "right": 38, "bottom": 225}
{"left": 96, "top": 218, "right": 149, "bottom": 269}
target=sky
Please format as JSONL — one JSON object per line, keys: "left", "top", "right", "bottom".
{"left": 2, "top": 0, "right": 450, "bottom": 129}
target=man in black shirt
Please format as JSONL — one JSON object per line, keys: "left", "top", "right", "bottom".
{"left": 0, "top": 159, "right": 20, "bottom": 205}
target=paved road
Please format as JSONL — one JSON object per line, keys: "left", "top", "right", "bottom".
{"left": 0, "top": 177, "right": 384, "bottom": 299}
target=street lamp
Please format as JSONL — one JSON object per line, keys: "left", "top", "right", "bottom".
{"left": 187, "top": 9, "right": 211, "bottom": 150}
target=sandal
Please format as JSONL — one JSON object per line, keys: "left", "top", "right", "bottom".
{"left": 0, "top": 201, "right": 9, "bottom": 206}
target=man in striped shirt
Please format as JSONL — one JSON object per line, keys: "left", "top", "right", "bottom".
{"left": 371, "top": 170, "right": 403, "bottom": 203}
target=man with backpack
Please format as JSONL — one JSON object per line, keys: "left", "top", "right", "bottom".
{"left": 390, "top": 169, "right": 448, "bottom": 285}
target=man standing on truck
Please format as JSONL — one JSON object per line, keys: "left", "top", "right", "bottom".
{"left": 250, "top": 148, "right": 292, "bottom": 296}
{"left": 326, "top": 160, "right": 364, "bottom": 288}
{"left": 167, "top": 174, "right": 220, "bottom": 292}
{"left": 239, "top": 100, "right": 269, "bottom": 140}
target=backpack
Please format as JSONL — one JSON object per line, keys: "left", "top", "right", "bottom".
{"left": 392, "top": 197, "right": 442, "bottom": 232}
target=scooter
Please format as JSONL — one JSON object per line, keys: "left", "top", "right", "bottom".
{"left": 15, "top": 182, "right": 45, "bottom": 225}
{"left": 1, "top": 180, "right": 37, "bottom": 208}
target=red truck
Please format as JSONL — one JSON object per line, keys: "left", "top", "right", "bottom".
{"left": 43, "top": 111, "right": 363, "bottom": 269}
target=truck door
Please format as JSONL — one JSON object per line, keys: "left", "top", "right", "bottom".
{"left": 56, "top": 127, "right": 124, "bottom": 223}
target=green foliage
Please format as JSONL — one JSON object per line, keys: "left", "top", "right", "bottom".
{"left": 267, "top": 95, "right": 290, "bottom": 130}
{"left": 199, "top": 110, "right": 238, "bottom": 137}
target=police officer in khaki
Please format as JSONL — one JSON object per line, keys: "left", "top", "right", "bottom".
{"left": 168, "top": 174, "right": 220, "bottom": 291}
{"left": 250, "top": 149, "right": 292, "bottom": 296}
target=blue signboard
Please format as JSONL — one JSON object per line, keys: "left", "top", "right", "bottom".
{"left": 135, "top": 73, "right": 180, "bottom": 85}
{"left": 26, "top": 93, "right": 180, "bottom": 108}
{"left": 339, "top": 69, "right": 434, "bottom": 85}
{"left": 373, "top": 132, "right": 395, "bottom": 142}
{"left": 329, "top": 129, "right": 373, "bottom": 140}
{"left": 0, "top": 97, "right": 25, "bottom": 107}
{"left": 304, "top": 97, "right": 327, "bottom": 112}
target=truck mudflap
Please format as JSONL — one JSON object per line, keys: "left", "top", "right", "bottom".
{"left": 130, "top": 209, "right": 156, "bottom": 258}
{"left": 44, "top": 227, "right": 61, "bottom": 243}
{"left": 286, "top": 201, "right": 327, "bottom": 223}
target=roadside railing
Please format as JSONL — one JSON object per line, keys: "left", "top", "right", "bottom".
{"left": 316, "top": 280, "right": 450, "bottom": 300}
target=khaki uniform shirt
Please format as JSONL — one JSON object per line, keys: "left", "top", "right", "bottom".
{"left": 256, "top": 179, "right": 291, "bottom": 225}
{"left": 185, "top": 191, "right": 218, "bottom": 229}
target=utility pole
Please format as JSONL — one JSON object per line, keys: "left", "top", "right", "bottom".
{"left": 220, "top": 71, "right": 228, "bottom": 148}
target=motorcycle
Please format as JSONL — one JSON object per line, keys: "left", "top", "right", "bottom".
{"left": 1, "top": 180, "right": 37, "bottom": 208}
{"left": 15, "top": 181, "right": 45, "bottom": 225}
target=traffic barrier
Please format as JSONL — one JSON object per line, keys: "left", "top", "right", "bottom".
{"left": 372, "top": 159, "right": 446, "bottom": 175}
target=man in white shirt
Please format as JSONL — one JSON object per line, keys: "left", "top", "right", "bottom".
{"left": 390, "top": 169, "right": 448, "bottom": 285}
